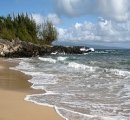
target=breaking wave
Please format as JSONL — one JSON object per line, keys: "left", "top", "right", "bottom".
{"left": 57, "top": 56, "right": 68, "bottom": 61}
{"left": 105, "top": 68, "right": 130, "bottom": 77}
{"left": 39, "top": 57, "right": 56, "bottom": 63}
{"left": 68, "top": 62, "right": 97, "bottom": 71}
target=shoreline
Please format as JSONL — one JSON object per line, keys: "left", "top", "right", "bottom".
{"left": 0, "top": 58, "right": 63, "bottom": 120}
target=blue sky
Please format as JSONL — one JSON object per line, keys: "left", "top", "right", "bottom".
{"left": 1, "top": 0, "right": 130, "bottom": 48}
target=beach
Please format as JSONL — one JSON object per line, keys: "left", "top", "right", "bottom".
{"left": 13, "top": 51, "right": 129, "bottom": 120}
{"left": 0, "top": 49, "right": 129, "bottom": 120}
{"left": 0, "top": 58, "right": 63, "bottom": 120}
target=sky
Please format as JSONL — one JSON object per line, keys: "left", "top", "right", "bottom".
{"left": 1, "top": 0, "right": 130, "bottom": 48}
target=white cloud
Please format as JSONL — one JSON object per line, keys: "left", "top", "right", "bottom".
{"left": 58, "top": 19, "right": 130, "bottom": 43}
{"left": 55, "top": 0, "right": 129, "bottom": 21}
{"left": 58, "top": 22, "right": 98, "bottom": 42}
{"left": 32, "top": 13, "right": 45, "bottom": 24}
{"left": 47, "top": 13, "right": 61, "bottom": 25}
{"left": 96, "top": 0, "right": 128, "bottom": 21}
{"left": 75, "top": 23, "right": 82, "bottom": 30}
{"left": 32, "top": 13, "right": 60, "bottom": 25}
{"left": 31, "top": 1, "right": 130, "bottom": 45}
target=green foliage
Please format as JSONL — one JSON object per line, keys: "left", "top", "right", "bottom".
{"left": 0, "top": 28, "right": 15, "bottom": 40}
{"left": 40, "top": 20, "right": 58, "bottom": 45}
{"left": 0, "top": 13, "right": 58, "bottom": 45}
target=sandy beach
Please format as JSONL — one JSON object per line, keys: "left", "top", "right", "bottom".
{"left": 0, "top": 58, "right": 63, "bottom": 120}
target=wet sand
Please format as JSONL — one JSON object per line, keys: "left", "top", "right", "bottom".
{"left": 0, "top": 58, "right": 63, "bottom": 120}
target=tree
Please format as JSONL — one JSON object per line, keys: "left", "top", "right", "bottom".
{"left": 41, "top": 20, "right": 58, "bottom": 45}
{"left": 0, "top": 14, "right": 58, "bottom": 45}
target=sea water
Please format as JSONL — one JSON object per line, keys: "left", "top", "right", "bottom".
{"left": 10, "top": 49, "right": 130, "bottom": 120}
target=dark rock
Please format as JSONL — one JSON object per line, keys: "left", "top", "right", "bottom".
{"left": 0, "top": 39, "right": 93, "bottom": 58}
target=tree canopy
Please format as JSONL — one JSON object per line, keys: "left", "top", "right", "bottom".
{"left": 40, "top": 20, "right": 58, "bottom": 45}
{"left": 0, "top": 13, "right": 58, "bottom": 45}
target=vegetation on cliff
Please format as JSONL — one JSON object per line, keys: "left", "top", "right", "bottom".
{"left": 0, "top": 13, "right": 58, "bottom": 45}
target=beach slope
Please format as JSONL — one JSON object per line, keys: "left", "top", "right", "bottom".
{"left": 0, "top": 59, "right": 63, "bottom": 120}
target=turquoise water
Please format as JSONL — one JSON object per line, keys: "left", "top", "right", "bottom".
{"left": 13, "top": 49, "right": 130, "bottom": 120}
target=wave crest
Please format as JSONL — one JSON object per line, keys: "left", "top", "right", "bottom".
{"left": 16, "top": 61, "right": 34, "bottom": 71}
{"left": 68, "top": 62, "right": 96, "bottom": 71}
{"left": 39, "top": 57, "right": 56, "bottom": 63}
{"left": 109, "top": 69, "right": 130, "bottom": 77}
{"left": 57, "top": 57, "right": 68, "bottom": 61}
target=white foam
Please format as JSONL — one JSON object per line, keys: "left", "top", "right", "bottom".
{"left": 57, "top": 56, "right": 68, "bottom": 61}
{"left": 31, "top": 85, "right": 45, "bottom": 90}
{"left": 22, "top": 71, "right": 58, "bottom": 90}
{"left": 16, "top": 61, "right": 34, "bottom": 71}
{"left": 83, "top": 53, "right": 88, "bottom": 55}
{"left": 10, "top": 55, "right": 130, "bottom": 120}
{"left": 51, "top": 52, "right": 58, "bottom": 55}
{"left": 94, "top": 51, "right": 109, "bottom": 54}
{"left": 55, "top": 107, "right": 69, "bottom": 120}
{"left": 109, "top": 69, "right": 130, "bottom": 77}
{"left": 68, "top": 62, "right": 96, "bottom": 71}
{"left": 25, "top": 95, "right": 54, "bottom": 108}
{"left": 56, "top": 107, "right": 122, "bottom": 120}
{"left": 39, "top": 57, "right": 56, "bottom": 63}
{"left": 25, "top": 72, "right": 58, "bottom": 85}
{"left": 25, "top": 93, "right": 128, "bottom": 120}
{"left": 89, "top": 48, "right": 95, "bottom": 52}
{"left": 25, "top": 94, "right": 68, "bottom": 120}
{"left": 25, "top": 93, "right": 119, "bottom": 120}
{"left": 120, "top": 84, "right": 130, "bottom": 100}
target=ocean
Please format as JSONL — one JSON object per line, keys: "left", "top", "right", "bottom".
{"left": 10, "top": 49, "right": 130, "bottom": 120}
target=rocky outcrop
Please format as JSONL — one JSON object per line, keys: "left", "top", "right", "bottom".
{"left": 51, "top": 46, "right": 87, "bottom": 54}
{"left": 0, "top": 39, "right": 50, "bottom": 57}
{"left": 0, "top": 39, "right": 93, "bottom": 57}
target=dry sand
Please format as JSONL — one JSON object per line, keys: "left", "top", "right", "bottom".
{"left": 0, "top": 58, "right": 63, "bottom": 120}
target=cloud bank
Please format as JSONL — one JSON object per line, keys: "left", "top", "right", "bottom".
{"left": 32, "top": 13, "right": 60, "bottom": 25}
{"left": 32, "top": 0, "right": 130, "bottom": 46}
{"left": 58, "top": 18, "right": 130, "bottom": 43}
{"left": 55, "top": 0, "right": 129, "bottom": 21}
{"left": 54, "top": 0, "right": 130, "bottom": 45}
